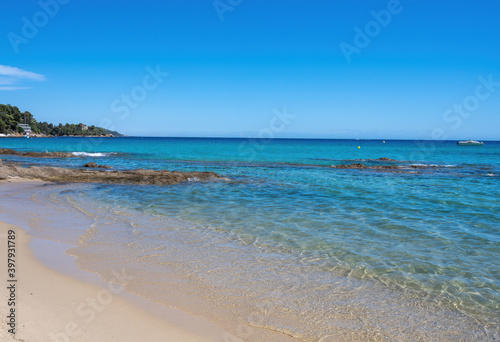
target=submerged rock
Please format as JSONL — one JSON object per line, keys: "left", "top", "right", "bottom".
{"left": 0, "top": 148, "right": 74, "bottom": 158}
{"left": 83, "top": 162, "right": 112, "bottom": 169}
{"left": 375, "top": 157, "right": 398, "bottom": 162}
{"left": 0, "top": 164, "right": 222, "bottom": 185}
{"left": 331, "top": 163, "right": 408, "bottom": 170}
{"left": 333, "top": 163, "right": 369, "bottom": 169}
{"left": 354, "top": 157, "right": 399, "bottom": 162}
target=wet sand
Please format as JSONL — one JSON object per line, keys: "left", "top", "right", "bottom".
{"left": 0, "top": 219, "right": 230, "bottom": 342}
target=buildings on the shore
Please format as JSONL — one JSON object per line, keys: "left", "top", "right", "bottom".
{"left": 17, "top": 124, "right": 32, "bottom": 135}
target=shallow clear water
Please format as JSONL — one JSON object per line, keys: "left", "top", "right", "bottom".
{"left": 1, "top": 137, "right": 499, "bottom": 340}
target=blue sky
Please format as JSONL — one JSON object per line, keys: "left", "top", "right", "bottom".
{"left": 1, "top": 0, "right": 499, "bottom": 139}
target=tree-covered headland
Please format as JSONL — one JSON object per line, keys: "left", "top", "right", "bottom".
{"left": 0, "top": 104, "right": 122, "bottom": 137}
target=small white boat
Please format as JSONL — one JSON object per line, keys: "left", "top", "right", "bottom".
{"left": 457, "top": 139, "right": 484, "bottom": 146}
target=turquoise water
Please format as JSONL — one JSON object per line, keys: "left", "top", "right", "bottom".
{"left": 1, "top": 137, "right": 499, "bottom": 340}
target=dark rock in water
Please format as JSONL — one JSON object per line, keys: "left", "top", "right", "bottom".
{"left": 332, "top": 163, "right": 401, "bottom": 170}
{"left": 354, "top": 157, "right": 401, "bottom": 163}
{"left": 354, "top": 157, "right": 399, "bottom": 162}
{"left": 0, "top": 148, "right": 74, "bottom": 158}
{"left": 375, "top": 157, "right": 398, "bottom": 162}
{"left": 0, "top": 163, "right": 223, "bottom": 185}
{"left": 83, "top": 162, "right": 113, "bottom": 169}
{"left": 23, "top": 151, "right": 75, "bottom": 158}
{"left": 334, "top": 163, "right": 368, "bottom": 169}
{"left": 0, "top": 148, "right": 29, "bottom": 156}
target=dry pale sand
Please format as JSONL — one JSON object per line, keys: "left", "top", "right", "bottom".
{"left": 0, "top": 221, "right": 232, "bottom": 342}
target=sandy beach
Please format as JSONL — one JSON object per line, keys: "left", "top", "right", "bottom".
{"left": 2, "top": 0, "right": 499, "bottom": 338}
{"left": 0, "top": 145, "right": 497, "bottom": 341}
{"left": 0, "top": 179, "right": 299, "bottom": 342}
{"left": 0, "top": 213, "right": 229, "bottom": 342}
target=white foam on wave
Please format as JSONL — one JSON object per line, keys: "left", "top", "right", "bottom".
{"left": 430, "top": 164, "right": 456, "bottom": 167}
{"left": 72, "top": 152, "right": 109, "bottom": 157}
{"left": 410, "top": 163, "right": 456, "bottom": 168}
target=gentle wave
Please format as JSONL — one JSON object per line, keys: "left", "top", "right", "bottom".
{"left": 72, "top": 152, "right": 112, "bottom": 157}
{"left": 409, "top": 163, "right": 456, "bottom": 167}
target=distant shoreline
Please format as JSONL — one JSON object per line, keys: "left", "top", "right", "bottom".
{"left": 0, "top": 135, "right": 498, "bottom": 141}
{"left": 0, "top": 134, "right": 121, "bottom": 138}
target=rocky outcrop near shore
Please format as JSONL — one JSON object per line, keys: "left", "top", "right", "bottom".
{"left": 331, "top": 163, "right": 426, "bottom": 170}
{"left": 0, "top": 163, "right": 223, "bottom": 185}
{"left": 0, "top": 148, "right": 75, "bottom": 158}
{"left": 332, "top": 163, "right": 400, "bottom": 169}
{"left": 83, "top": 162, "right": 113, "bottom": 169}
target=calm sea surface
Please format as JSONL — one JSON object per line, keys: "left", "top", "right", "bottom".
{"left": 1, "top": 137, "right": 499, "bottom": 341}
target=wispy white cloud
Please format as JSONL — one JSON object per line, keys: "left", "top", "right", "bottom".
{"left": 0, "top": 65, "right": 45, "bottom": 91}
{"left": 0, "top": 86, "right": 32, "bottom": 90}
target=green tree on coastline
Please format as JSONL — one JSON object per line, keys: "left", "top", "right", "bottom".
{"left": 0, "top": 104, "right": 122, "bottom": 136}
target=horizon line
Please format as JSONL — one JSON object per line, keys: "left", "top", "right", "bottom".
{"left": 106, "top": 136, "right": 500, "bottom": 142}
